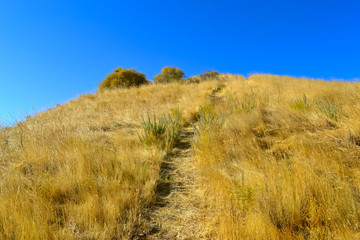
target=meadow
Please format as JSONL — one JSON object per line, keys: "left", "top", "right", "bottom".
{"left": 0, "top": 74, "right": 359, "bottom": 239}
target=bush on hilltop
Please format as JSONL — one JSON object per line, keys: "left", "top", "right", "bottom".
{"left": 203, "top": 70, "right": 219, "bottom": 80}
{"left": 154, "top": 66, "right": 184, "bottom": 83}
{"left": 184, "top": 70, "right": 220, "bottom": 83}
{"left": 99, "top": 67, "right": 148, "bottom": 90}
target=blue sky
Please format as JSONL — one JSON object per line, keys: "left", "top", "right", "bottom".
{"left": 0, "top": 0, "right": 359, "bottom": 123}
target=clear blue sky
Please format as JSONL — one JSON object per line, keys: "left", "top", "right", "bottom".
{"left": 0, "top": 0, "right": 359, "bottom": 123}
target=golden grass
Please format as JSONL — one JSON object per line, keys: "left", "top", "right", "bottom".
{"left": 193, "top": 74, "right": 360, "bottom": 239}
{"left": 0, "top": 81, "right": 217, "bottom": 239}
{"left": 1, "top": 74, "right": 359, "bottom": 239}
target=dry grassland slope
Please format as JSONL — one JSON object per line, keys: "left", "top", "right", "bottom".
{"left": 0, "top": 74, "right": 359, "bottom": 239}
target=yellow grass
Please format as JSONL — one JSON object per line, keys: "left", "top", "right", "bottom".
{"left": 1, "top": 74, "right": 359, "bottom": 239}
{"left": 193, "top": 74, "right": 360, "bottom": 239}
{"left": 0, "top": 81, "right": 217, "bottom": 239}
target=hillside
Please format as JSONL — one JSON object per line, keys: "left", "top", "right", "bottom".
{"left": 0, "top": 74, "right": 359, "bottom": 239}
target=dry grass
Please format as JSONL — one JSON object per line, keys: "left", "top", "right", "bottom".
{"left": 0, "top": 81, "right": 217, "bottom": 239}
{"left": 193, "top": 74, "right": 360, "bottom": 239}
{"left": 1, "top": 74, "right": 359, "bottom": 239}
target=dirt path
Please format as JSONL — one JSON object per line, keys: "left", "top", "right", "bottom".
{"left": 134, "top": 126, "right": 203, "bottom": 240}
{"left": 132, "top": 86, "right": 226, "bottom": 240}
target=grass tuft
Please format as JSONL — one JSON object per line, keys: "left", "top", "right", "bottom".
{"left": 290, "top": 94, "right": 312, "bottom": 111}
{"left": 223, "top": 92, "right": 257, "bottom": 115}
{"left": 139, "top": 108, "right": 182, "bottom": 150}
{"left": 316, "top": 99, "right": 339, "bottom": 121}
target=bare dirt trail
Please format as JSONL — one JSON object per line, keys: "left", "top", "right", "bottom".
{"left": 135, "top": 126, "right": 204, "bottom": 240}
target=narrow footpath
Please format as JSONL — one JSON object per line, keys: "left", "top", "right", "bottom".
{"left": 135, "top": 126, "right": 203, "bottom": 240}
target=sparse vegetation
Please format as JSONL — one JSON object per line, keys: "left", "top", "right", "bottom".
{"left": 98, "top": 67, "right": 148, "bottom": 90}
{"left": 154, "top": 66, "right": 184, "bottom": 83}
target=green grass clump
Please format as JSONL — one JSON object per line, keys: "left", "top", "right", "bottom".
{"left": 224, "top": 93, "right": 256, "bottom": 114}
{"left": 291, "top": 94, "right": 312, "bottom": 111}
{"left": 196, "top": 105, "right": 225, "bottom": 134}
{"left": 316, "top": 99, "right": 339, "bottom": 121}
{"left": 99, "top": 67, "right": 148, "bottom": 90}
{"left": 139, "top": 109, "right": 182, "bottom": 149}
{"left": 139, "top": 114, "right": 167, "bottom": 146}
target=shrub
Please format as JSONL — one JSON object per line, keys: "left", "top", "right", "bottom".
{"left": 99, "top": 67, "right": 148, "bottom": 90}
{"left": 184, "top": 70, "right": 220, "bottom": 83}
{"left": 154, "top": 66, "right": 184, "bottom": 83}
{"left": 203, "top": 70, "right": 219, "bottom": 80}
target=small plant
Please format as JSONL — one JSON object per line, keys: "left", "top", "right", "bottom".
{"left": 99, "top": 67, "right": 148, "bottom": 90}
{"left": 154, "top": 67, "right": 184, "bottom": 83}
{"left": 232, "top": 180, "right": 254, "bottom": 211}
{"left": 139, "top": 109, "right": 182, "bottom": 149}
{"left": 163, "top": 109, "right": 182, "bottom": 149}
{"left": 139, "top": 113, "right": 167, "bottom": 146}
{"left": 316, "top": 99, "right": 339, "bottom": 121}
{"left": 291, "top": 94, "right": 312, "bottom": 111}
{"left": 224, "top": 93, "right": 256, "bottom": 114}
{"left": 196, "top": 105, "right": 225, "bottom": 134}
{"left": 241, "top": 93, "right": 256, "bottom": 113}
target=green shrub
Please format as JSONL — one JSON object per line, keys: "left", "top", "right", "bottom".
{"left": 99, "top": 67, "right": 148, "bottom": 90}
{"left": 154, "top": 66, "right": 184, "bottom": 83}
{"left": 184, "top": 71, "right": 219, "bottom": 83}
{"left": 203, "top": 70, "right": 219, "bottom": 80}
